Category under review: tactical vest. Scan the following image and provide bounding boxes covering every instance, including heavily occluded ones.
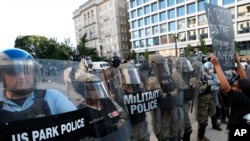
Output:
[78,98,121,138]
[0,89,51,123]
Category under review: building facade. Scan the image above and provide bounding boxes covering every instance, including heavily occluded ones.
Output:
[73,0,132,59]
[128,0,250,58]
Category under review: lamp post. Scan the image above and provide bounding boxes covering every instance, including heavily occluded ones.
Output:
[99,44,103,59]
[171,34,178,57]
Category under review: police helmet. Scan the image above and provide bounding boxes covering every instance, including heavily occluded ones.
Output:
[0,48,41,92]
[175,57,193,73]
[203,61,214,74]
[119,63,141,84]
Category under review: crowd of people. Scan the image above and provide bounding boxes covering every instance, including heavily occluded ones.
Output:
[0,48,250,141]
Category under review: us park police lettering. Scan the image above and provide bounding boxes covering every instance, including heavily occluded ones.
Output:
[123,89,160,114]
[11,118,85,141]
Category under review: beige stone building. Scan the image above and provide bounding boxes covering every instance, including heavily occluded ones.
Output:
[73,0,131,59]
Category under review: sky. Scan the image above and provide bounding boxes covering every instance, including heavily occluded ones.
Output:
[0,0,88,51]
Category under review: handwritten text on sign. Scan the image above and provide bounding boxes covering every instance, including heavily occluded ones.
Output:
[204,3,235,70]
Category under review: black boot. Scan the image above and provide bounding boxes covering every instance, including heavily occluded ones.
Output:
[198,121,208,140]
[211,115,222,131]
[183,127,192,141]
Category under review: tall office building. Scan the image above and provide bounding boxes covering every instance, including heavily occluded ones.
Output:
[73,0,131,59]
[128,0,250,57]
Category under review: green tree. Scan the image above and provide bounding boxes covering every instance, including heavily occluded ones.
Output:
[234,41,240,54]
[131,50,137,62]
[198,37,208,55]
[144,48,149,61]
[77,33,102,61]
[184,44,193,57]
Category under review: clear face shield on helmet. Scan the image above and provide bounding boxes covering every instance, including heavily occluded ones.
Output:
[0,60,41,93]
[120,68,141,85]
[203,62,214,75]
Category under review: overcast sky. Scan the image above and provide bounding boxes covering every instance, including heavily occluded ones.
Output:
[0,0,88,51]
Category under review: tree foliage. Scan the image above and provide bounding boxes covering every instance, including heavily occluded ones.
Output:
[144,48,149,61]
[198,37,208,55]
[77,33,102,61]
[184,44,193,57]
[131,50,137,62]
[14,35,72,60]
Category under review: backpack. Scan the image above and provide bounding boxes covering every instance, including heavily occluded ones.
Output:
[111,56,121,68]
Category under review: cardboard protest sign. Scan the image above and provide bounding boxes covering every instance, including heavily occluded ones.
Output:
[204,3,235,71]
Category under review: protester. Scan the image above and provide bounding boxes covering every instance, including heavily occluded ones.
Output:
[210,53,250,141]
[0,48,77,122]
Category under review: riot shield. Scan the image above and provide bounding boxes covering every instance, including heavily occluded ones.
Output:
[119,63,160,141]
[147,54,184,140]
[0,59,131,141]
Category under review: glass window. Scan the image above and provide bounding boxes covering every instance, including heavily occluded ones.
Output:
[153,25,159,35]
[160,23,167,33]
[229,7,235,19]
[238,5,250,18]
[139,29,145,37]
[199,28,208,38]
[177,6,185,17]
[177,19,185,30]
[188,30,196,41]
[187,3,196,14]
[131,10,137,18]
[144,0,149,3]
[160,12,167,21]
[133,40,139,48]
[151,2,158,12]
[152,14,158,23]
[168,22,176,32]
[178,32,186,42]
[167,0,175,7]
[223,0,234,5]
[168,9,175,19]
[210,0,217,5]
[138,8,144,17]
[132,31,139,39]
[188,17,196,27]
[146,38,153,47]
[237,21,250,34]
[139,40,145,47]
[138,18,144,27]
[137,0,143,5]
[177,0,184,4]
[153,37,160,45]
[145,16,151,25]
[198,15,207,26]
[144,5,150,14]
[159,0,166,9]
[198,0,205,12]
[161,35,168,44]
[132,20,138,28]
[130,0,136,8]
[145,27,152,36]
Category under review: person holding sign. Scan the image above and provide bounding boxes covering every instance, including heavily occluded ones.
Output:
[211,53,250,141]
[0,48,77,123]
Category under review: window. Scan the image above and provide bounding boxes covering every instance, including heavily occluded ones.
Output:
[137,0,143,5]
[144,5,150,14]
[153,25,159,35]
[139,40,145,47]
[145,16,151,25]
[146,27,152,36]
[130,0,136,8]
[198,15,207,26]
[199,28,208,38]
[132,20,138,28]
[131,10,137,18]
[153,37,160,45]
[159,0,166,9]
[139,29,145,37]
[188,30,196,40]
[168,9,175,19]
[138,8,144,17]
[229,7,235,19]
[138,18,144,27]
[210,0,217,5]
[167,0,175,7]
[198,0,205,12]
[152,14,158,23]
[223,0,234,5]
[177,0,184,4]
[177,19,185,30]
[133,40,139,48]
[187,3,196,14]
[188,17,196,27]
[168,22,176,32]
[151,2,158,12]
[160,23,167,33]
[160,12,167,21]
[177,6,185,17]
[146,38,153,47]
[161,35,168,44]
[178,32,186,42]
[132,31,139,39]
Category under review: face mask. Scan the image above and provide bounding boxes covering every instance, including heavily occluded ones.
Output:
[208,69,214,74]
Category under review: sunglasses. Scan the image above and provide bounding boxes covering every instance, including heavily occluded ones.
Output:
[4,66,34,76]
